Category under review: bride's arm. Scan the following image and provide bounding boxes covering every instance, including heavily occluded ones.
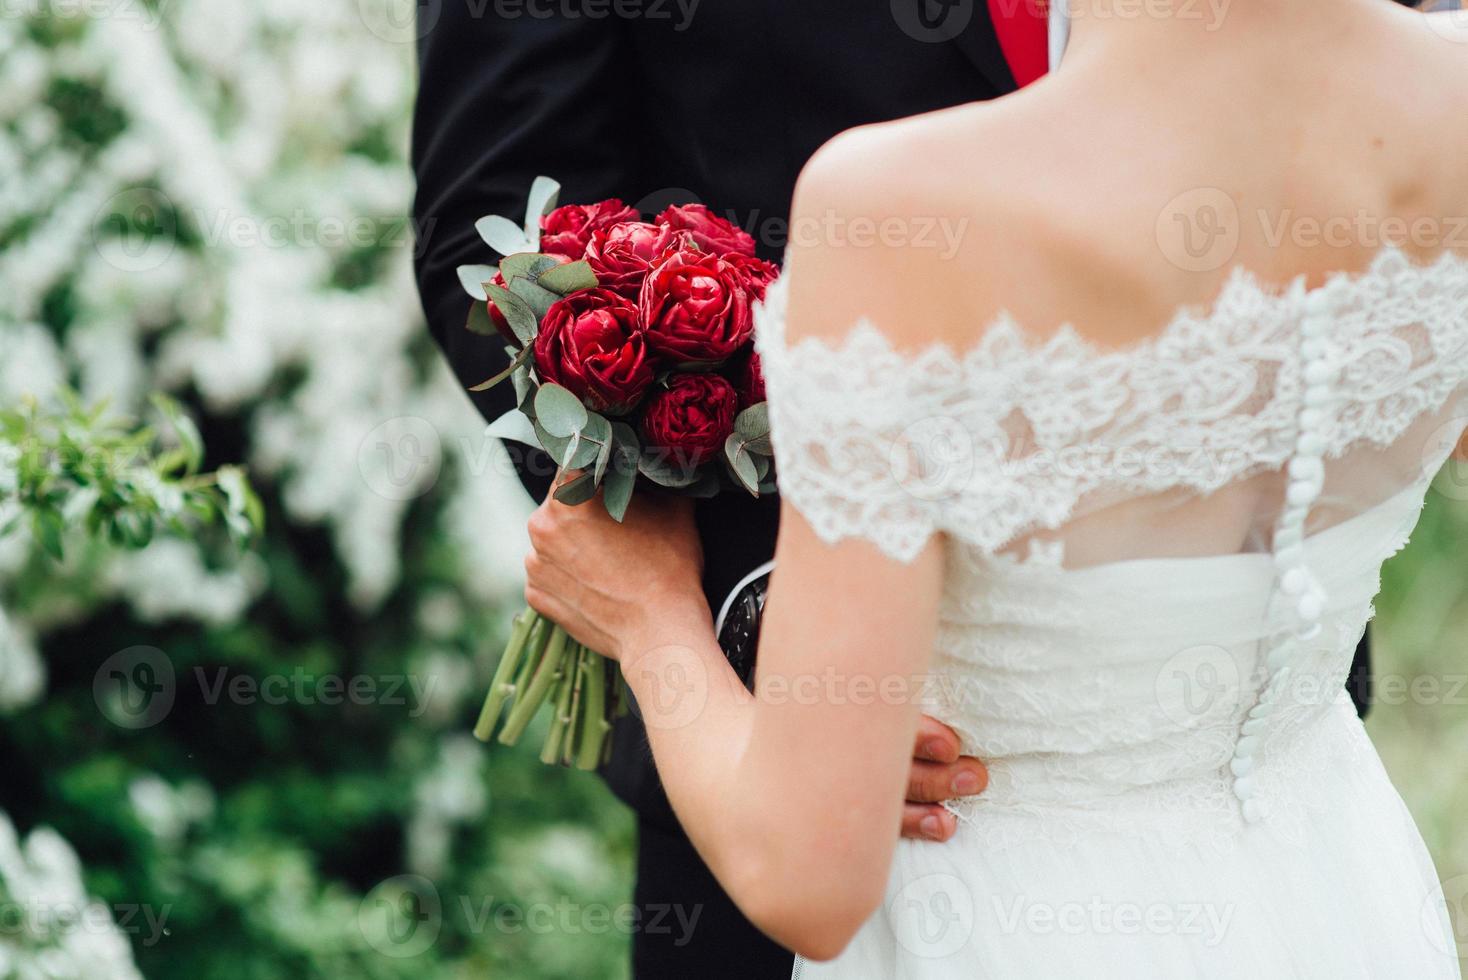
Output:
[525,133,963,958]
[524,494,944,961]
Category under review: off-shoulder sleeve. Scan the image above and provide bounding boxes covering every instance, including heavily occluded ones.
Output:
[753,275,1027,563]
[754,248,1468,565]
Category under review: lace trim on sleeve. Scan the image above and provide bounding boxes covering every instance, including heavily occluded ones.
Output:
[754,247,1468,564]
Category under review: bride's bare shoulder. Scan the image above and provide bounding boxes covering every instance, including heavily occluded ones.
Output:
[785,99,1146,352]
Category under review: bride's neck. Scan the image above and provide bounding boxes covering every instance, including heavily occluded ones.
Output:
[1059,0,1385,67]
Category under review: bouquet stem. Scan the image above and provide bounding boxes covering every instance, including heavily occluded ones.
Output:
[475,609,627,771]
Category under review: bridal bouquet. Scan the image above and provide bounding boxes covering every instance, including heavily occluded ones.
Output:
[457,177,778,768]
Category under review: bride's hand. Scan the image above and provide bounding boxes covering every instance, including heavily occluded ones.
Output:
[523,487,712,667]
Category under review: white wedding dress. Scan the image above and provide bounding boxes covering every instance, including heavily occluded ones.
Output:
[755,246,1468,978]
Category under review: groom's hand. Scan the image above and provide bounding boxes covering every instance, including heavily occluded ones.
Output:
[902,716,988,842]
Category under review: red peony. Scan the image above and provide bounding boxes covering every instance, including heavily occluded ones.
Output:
[723,253,780,300]
[639,250,754,366]
[585,221,683,299]
[656,203,757,257]
[484,270,515,344]
[730,351,766,406]
[539,199,640,259]
[641,373,739,467]
[533,289,654,414]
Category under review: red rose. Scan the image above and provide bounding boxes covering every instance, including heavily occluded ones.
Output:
[533,289,654,414]
[723,253,780,300]
[730,351,766,406]
[540,199,640,259]
[641,373,739,466]
[585,221,682,299]
[639,250,754,366]
[484,270,515,343]
[656,203,756,257]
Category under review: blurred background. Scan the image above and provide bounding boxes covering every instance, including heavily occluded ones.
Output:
[0,2,1464,978]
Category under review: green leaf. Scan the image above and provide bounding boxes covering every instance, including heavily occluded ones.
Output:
[734,402,772,456]
[150,393,203,475]
[508,276,561,321]
[561,414,611,470]
[725,434,760,496]
[533,419,571,462]
[465,301,497,337]
[456,263,498,301]
[484,410,541,448]
[476,215,534,256]
[524,176,562,241]
[593,435,613,484]
[512,367,535,411]
[468,345,532,392]
[553,469,599,506]
[32,508,64,560]
[537,260,599,296]
[535,383,589,438]
[218,465,265,541]
[499,252,563,283]
[637,450,702,488]
[484,283,539,346]
[603,455,636,522]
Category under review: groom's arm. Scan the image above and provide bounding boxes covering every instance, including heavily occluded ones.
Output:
[412,4,643,499]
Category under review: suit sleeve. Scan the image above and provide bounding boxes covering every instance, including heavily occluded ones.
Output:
[411,7,642,500]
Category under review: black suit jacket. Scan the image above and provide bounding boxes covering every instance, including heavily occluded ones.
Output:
[412,0,1373,831]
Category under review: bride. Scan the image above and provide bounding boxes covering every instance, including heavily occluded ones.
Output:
[519,0,1468,975]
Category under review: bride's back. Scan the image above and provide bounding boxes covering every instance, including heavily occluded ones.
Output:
[760,7,1468,971]
[779,0,1468,569]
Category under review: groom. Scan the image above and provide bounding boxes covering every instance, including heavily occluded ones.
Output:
[411,2,1372,976]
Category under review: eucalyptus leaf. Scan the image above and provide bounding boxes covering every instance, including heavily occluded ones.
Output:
[734,402,772,455]
[484,410,541,448]
[725,434,760,496]
[537,260,599,296]
[484,283,539,346]
[525,176,562,234]
[562,414,611,471]
[468,345,531,392]
[456,264,498,300]
[508,276,561,321]
[499,252,562,283]
[637,449,701,488]
[476,214,534,256]
[593,436,613,485]
[465,301,497,337]
[533,419,571,462]
[535,383,589,438]
[603,456,636,522]
[511,358,535,407]
[553,469,599,506]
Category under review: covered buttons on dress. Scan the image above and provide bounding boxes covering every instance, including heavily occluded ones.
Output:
[1231,284,1338,825]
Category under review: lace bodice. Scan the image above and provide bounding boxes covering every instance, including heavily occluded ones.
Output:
[757,247,1468,565]
[756,246,1468,838]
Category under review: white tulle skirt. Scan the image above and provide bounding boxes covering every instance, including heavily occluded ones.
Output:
[795,708,1461,979]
